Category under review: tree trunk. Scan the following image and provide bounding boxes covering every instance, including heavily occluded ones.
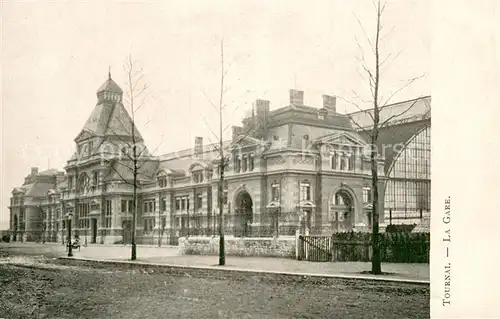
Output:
[131,145,137,260]
[218,162,225,265]
[370,136,381,274]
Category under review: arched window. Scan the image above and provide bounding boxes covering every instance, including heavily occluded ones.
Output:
[77,173,90,194]
[384,126,431,222]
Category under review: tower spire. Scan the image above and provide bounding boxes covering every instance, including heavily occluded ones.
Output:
[108,66,111,79]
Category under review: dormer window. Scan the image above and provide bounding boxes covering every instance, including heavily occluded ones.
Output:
[192,171,204,183]
[158,177,167,188]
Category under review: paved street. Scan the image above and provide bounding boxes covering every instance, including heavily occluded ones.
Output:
[0,257,429,319]
[0,242,429,281]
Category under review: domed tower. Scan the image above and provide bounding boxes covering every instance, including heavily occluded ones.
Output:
[96,70,123,104]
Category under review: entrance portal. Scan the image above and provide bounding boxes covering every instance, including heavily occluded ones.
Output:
[332,190,354,232]
[234,191,253,237]
[122,220,132,244]
[91,219,97,244]
[13,215,18,241]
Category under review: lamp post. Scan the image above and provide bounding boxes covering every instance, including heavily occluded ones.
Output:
[67,212,73,257]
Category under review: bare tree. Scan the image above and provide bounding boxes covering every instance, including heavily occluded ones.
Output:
[344,0,428,274]
[98,55,162,260]
[200,39,256,266]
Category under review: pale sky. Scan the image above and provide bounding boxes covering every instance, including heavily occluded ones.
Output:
[0,0,430,229]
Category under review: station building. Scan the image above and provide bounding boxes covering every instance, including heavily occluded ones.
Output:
[8,75,430,244]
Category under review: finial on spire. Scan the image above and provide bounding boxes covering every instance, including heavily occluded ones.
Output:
[108,66,111,79]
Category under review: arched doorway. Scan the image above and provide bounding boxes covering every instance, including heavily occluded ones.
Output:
[332,189,355,232]
[234,191,253,237]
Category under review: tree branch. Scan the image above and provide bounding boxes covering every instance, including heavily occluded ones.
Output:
[380,74,426,109]
[379,97,422,129]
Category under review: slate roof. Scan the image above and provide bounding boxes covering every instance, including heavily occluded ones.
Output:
[348,96,431,129]
[97,77,123,94]
[79,102,143,141]
[103,159,159,182]
[25,182,56,198]
[37,169,60,176]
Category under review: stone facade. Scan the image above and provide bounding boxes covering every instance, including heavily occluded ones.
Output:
[7,76,413,244]
[179,236,296,258]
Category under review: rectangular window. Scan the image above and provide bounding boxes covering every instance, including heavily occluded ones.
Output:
[331,153,338,170]
[271,183,280,201]
[143,200,155,213]
[234,155,241,173]
[143,218,155,232]
[347,153,354,171]
[105,200,112,228]
[128,200,133,213]
[300,182,311,201]
[242,156,247,172]
[160,197,167,211]
[93,171,99,186]
[340,155,346,170]
[121,200,127,212]
[363,187,371,203]
[175,198,181,210]
[161,217,166,230]
[196,194,203,210]
[249,155,254,171]
[181,198,186,210]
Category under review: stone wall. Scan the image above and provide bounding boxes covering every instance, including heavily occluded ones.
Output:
[179,236,296,258]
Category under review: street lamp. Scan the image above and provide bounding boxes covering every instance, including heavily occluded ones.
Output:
[67,212,73,257]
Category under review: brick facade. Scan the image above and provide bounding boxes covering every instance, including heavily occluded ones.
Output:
[8,77,426,244]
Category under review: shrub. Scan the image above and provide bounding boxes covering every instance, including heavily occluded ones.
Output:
[331,231,430,263]
[385,224,417,233]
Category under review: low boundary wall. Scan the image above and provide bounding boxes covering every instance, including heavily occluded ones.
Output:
[179,236,296,258]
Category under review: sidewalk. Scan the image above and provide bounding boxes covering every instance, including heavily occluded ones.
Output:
[73,245,429,282]
[2,242,429,283]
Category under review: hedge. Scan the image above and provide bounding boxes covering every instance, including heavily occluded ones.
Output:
[331,231,430,263]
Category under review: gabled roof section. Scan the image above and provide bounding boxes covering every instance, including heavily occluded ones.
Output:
[348,96,431,129]
[314,131,368,147]
[231,135,264,148]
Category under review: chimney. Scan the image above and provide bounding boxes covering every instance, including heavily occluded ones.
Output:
[194,136,203,158]
[255,99,270,139]
[289,89,304,106]
[322,94,336,113]
[232,126,243,142]
[31,167,39,175]
[255,99,270,113]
